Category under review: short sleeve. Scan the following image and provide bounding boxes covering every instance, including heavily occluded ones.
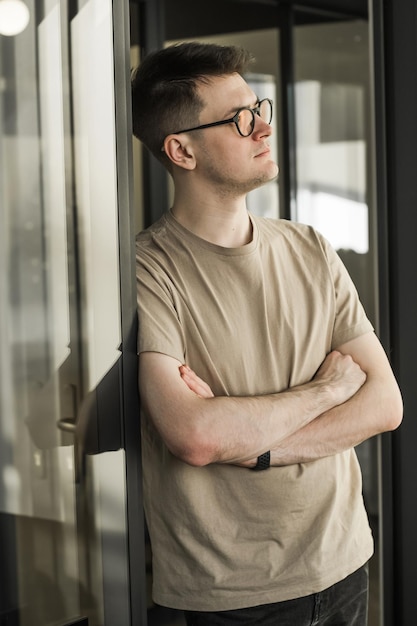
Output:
[319,233,374,348]
[136,245,185,363]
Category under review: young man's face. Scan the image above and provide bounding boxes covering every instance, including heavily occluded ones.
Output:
[190,72,279,195]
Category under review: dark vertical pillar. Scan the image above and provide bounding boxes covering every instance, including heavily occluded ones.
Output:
[375,0,417,623]
[278,2,297,220]
[0,514,19,622]
[114,1,148,624]
[369,0,395,623]
[138,0,169,226]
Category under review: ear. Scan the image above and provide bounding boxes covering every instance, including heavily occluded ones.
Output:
[162,135,196,170]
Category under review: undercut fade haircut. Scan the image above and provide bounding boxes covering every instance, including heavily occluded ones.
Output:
[131,41,254,168]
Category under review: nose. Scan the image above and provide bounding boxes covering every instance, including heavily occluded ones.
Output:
[252,114,272,139]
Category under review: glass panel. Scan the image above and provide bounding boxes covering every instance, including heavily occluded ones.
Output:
[71,0,122,393]
[293,19,376,323]
[70,1,131,624]
[0,1,80,624]
[1,1,132,625]
[292,18,380,626]
[38,4,71,373]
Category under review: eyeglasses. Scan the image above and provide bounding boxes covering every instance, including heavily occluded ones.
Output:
[172,98,273,138]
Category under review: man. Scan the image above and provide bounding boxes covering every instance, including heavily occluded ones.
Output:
[131,42,402,625]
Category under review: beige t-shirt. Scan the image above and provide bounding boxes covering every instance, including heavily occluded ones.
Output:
[136,211,374,611]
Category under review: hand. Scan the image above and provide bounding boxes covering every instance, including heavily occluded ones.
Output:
[179,365,214,398]
[179,365,257,467]
[313,350,367,406]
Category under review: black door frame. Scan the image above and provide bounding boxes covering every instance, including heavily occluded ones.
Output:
[371,0,417,624]
[114,1,149,624]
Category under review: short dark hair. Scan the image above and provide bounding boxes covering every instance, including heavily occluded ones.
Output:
[131,41,254,166]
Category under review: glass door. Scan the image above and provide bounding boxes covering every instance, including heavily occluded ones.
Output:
[1,1,80,622]
[0,1,142,624]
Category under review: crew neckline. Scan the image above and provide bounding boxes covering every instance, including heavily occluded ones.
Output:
[165,209,259,257]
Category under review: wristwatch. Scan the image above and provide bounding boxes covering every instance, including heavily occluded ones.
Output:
[251,451,271,471]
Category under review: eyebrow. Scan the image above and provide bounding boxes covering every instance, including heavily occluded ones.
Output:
[225,96,259,117]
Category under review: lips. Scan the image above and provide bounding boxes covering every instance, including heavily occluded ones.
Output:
[254,145,271,158]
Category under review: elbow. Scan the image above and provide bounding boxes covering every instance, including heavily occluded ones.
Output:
[179,449,213,467]
[148,402,218,467]
[390,405,403,432]
[167,428,217,467]
[384,388,404,432]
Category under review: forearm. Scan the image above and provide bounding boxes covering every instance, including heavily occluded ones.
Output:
[173,352,365,466]
[224,334,403,469]
[140,343,376,468]
[182,378,349,465]
[234,397,372,468]
[272,373,401,464]
[144,379,348,467]
[239,361,403,468]
[269,393,383,466]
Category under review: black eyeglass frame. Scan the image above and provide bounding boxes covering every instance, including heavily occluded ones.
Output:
[170,98,273,138]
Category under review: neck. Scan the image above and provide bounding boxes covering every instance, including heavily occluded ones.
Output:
[171,189,252,248]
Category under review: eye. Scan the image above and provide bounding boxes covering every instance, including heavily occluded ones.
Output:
[236,108,254,136]
[258,99,273,124]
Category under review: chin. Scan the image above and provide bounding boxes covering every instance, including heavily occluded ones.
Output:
[267,161,279,179]
[252,167,279,189]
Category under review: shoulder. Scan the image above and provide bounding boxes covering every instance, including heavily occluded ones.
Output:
[254,215,319,237]
[135,213,180,274]
[136,213,170,249]
[253,215,329,254]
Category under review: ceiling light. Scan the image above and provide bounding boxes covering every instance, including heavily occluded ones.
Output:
[0,0,30,37]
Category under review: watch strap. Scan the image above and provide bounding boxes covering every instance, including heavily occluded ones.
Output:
[251,451,271,471]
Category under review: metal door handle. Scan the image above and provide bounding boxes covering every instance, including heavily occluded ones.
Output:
[57,417,76,433]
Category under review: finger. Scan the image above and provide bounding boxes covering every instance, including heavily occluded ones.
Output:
[182,371,213,398]
[179,365,214,398]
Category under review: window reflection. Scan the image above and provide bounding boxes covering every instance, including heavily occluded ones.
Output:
[0,2,79,624]
[297,189,368,254]
[293,19,380,626]
[293,63,369,254]
[39,5,71,372]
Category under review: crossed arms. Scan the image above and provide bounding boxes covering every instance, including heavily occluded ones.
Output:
[139,331,403,468]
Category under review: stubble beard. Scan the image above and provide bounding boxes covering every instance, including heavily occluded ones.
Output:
[203,161,278,199]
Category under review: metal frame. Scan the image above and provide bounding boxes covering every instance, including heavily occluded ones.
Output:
[376,0,417,623]
[138,0,169,227]
[278,1,297,219]
[369,0,396,623]
[113,1,148,624]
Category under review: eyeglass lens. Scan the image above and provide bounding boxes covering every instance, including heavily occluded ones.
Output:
[237,99,272,136]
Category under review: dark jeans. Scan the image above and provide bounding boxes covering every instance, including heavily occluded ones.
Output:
[184,564,369,626]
